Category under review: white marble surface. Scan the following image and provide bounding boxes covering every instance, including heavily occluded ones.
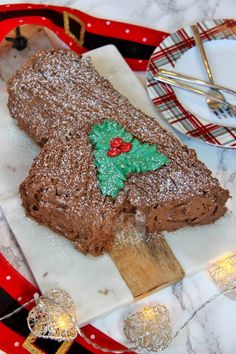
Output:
[0,88,40,200]
[0,207,34,283]
[93,270,236,354]
[0,0,236,353]
[1,0,236,33]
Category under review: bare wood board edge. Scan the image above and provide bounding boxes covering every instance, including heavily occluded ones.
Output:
[109,233,185,299]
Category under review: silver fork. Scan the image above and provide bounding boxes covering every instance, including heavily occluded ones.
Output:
[191,24,233,119]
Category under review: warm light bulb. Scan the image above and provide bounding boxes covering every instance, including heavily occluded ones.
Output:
[56,313,71,330]
[142,306,157,321]
[219,259,236,272]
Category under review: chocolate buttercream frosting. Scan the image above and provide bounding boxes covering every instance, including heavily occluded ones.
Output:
[8,49,229,256]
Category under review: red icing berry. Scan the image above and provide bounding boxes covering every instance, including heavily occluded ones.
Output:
[110,137,123,148]
[121,142,132,153]
[107,147,122,157]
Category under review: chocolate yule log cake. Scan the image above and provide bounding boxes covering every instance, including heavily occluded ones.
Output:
[8,49,229,256]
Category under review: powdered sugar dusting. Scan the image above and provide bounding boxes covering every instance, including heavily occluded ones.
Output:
[8,49,229,255]
[113,213,161,250]
[113,227,162,250]
[8,49,222,206]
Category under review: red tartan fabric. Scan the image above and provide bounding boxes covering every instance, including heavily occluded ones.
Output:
[0,253,133,354]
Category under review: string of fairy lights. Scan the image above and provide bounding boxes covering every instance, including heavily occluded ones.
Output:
[0,253,236,353]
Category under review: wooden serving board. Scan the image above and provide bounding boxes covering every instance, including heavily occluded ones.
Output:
[0,25,184,324]
[111,237,184,299]
[110,214,184,299]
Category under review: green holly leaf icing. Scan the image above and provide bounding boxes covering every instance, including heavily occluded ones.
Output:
[90,120,133,152]
[89,120,169,198]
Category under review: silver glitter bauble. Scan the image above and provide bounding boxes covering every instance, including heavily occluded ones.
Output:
[209,254,236,300]
[27,289,78,342]
[123,305,172,352]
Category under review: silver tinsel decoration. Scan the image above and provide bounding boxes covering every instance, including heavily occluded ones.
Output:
[27,289,78,341]
[209,254,236,300]
[123,305,172,352]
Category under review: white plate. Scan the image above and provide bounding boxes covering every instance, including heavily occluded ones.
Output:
[173,39,236,128]
[146,19,236,148]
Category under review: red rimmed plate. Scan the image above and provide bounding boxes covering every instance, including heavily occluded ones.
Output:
[146,19,236,149]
